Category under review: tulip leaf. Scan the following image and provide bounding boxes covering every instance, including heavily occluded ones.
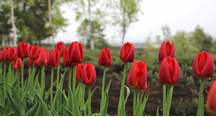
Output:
[156,107,159,116]
[63,106,73,116]
[34,72,40,90]
[0,104,6,116]
[66,85,73,115]
[25,102,39,116]
[99,92,109,116]
[52,89,60,111]
[120,85,130,116]
[58,69,67,90]
[7,92,22,116]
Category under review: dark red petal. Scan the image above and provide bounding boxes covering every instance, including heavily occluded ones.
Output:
[200,53,214,78]
[170,42,175,58]
[81,65,88,85]
[166,41,171,56]
[206,80,216,113]
[89,64,96,85]
[172,58,180,85]
[127,61,138,87]
[158,41,167,62]
[159,57,172,85]
[193,52,201,77]
[125,44,135,63]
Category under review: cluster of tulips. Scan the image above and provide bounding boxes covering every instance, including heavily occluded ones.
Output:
[0,40,215,116]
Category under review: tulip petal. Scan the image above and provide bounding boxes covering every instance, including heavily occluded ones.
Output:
[206,81,216,114]
[200,53,214,78]
[170,42,175,58]
[193,52,201,77]
[172,58,180,85]
[127,61,137,86]
[158,41,167,62]
[159,57,173,85]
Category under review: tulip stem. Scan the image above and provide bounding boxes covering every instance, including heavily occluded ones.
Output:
[73,65,76,115]
[163,85,166,116]
[68,67,72,88]
[41,66,45,96]
[57,64,60,85]
[100,67,106,110]
[165,86,173,116]
[117,63,127,116]
[81,82,85,109]
[0,62,2,83]
[50,67,54,110]
[133,89,137,116]
[197,79,204,116]
[88,87,91,116]
[31,61,35,91]
[137,90,140,109]
[15,71,19,87]
[21,59,24,97]
[3,63,6,98]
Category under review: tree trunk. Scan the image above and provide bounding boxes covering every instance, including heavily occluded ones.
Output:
[88,0,94,50]
[10,0,16,47]
[48,0,54,48]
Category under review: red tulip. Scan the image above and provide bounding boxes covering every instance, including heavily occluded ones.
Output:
[28,58,37,67]
[127,61,147,90]
[81,64,96,86]
[29,45,34,53]
[48,49,60,67]
[120,42,135,63]
[76,64,83,81]
[29,45,40,60]
[158,41,175,62]
[159,57,180,86]
[36,48,49,66]
[193,51,214,79]
[17,42,29,58]
[99,48,112,67]
[5,47,17,61]
[55,41,66,57]
[13,57,23,71]
[206,80,216,114]
[63,47,74,67]
[0,47,8,61]
[68,41,84,64]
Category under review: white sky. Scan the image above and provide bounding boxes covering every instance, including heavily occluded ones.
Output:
[54,0,216,44]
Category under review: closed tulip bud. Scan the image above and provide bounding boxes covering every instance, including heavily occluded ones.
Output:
[206,80,216,114]
[36,48,48,66]
[81,64,96,86]
[13,57,23,71]
[158,41,175,62]
[193,51,214,79]
[76,64,83,81]
[120,42,135,63]
[63,47,74,67]
[17,42,29,58]
[48,49,60,67]
[159,57,180,86]
[5,47,17,61]
[0,47,8,61]
[127,61,147,90]
[68,41,84,64]
[28,58,37,67]
[99,48,112,67]
[55,41,66,57]
[29,45,40,60]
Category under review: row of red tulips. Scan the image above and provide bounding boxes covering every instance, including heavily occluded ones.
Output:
[0,40,215,115]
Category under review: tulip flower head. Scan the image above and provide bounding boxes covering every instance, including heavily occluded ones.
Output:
[99,48,112,67]
[127,60,147,90]
[29,45,40,60]
[120,42,135,63]
[68,41,84,64]
[36,48,49,66]
[81,64,96,86]
[0,47,8,61]
[158,41,175,62]
[159,57,180,86]
[5,47,17,61]
[55,41,66,57]
[48,49,60,67]
[17,42,29,58]
[206,80,216,114]
[63,47,74,67]
[13,57,23,71]
[193,51,214,79]
[28,58,37,67]
[29,45,34,53]
[76,64,84,81]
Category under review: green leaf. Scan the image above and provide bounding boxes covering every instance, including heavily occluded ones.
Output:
[0,104,6,115]
[7,111,16,116]
[34,72,40,90]
[63,106,73,116]
[156,107,159,116]
[99,92,109,116]
[7,92,22,116]
[120,85,130,116]
[25,102,39,116]
[66,85,73,115]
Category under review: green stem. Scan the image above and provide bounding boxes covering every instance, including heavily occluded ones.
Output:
[68,67,72,88]
[82,82,85,109]
[136,90,140,109]
[41,66,45,96]
[117,63,127,116]
[0,62,2,83]
[51,67,54,110]
[15,71,19,88]
[133,89,137,116]
[197,79,204,116]
[21,59,24,96]
[3,63,6,97]
[57,64,60,85]
[100,67,106,110]
[166,86,173,116]
[163,85,166,116]
[88,87,91,116]
[73,66,76,115]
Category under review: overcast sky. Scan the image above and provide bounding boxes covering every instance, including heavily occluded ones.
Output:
[53,0,216,44]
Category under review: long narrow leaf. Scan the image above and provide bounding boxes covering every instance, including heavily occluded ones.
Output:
[63,106,73,116]
[25,102,39,116]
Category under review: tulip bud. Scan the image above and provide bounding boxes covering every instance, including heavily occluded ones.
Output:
[120,42,135,63]
[13,57,23,71]
[36,48,49,66]
[76,64,83,81]
[29,45,34,53]
[159,57,180,86]
[127,61,147,90]
[55,41,66,57]
[193,51,214,79]
[81,64,96,86]
[0,47,8,61]
[158,41,175,62]
[99,48,112,67]
[68,41,84,64]
[29,45,40,60]
[5,47,17,61]
[28,58,37,67]
[48,49,60,67]
[17,42,29,58]
[206,80,216,114]
[63,47,74,67]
